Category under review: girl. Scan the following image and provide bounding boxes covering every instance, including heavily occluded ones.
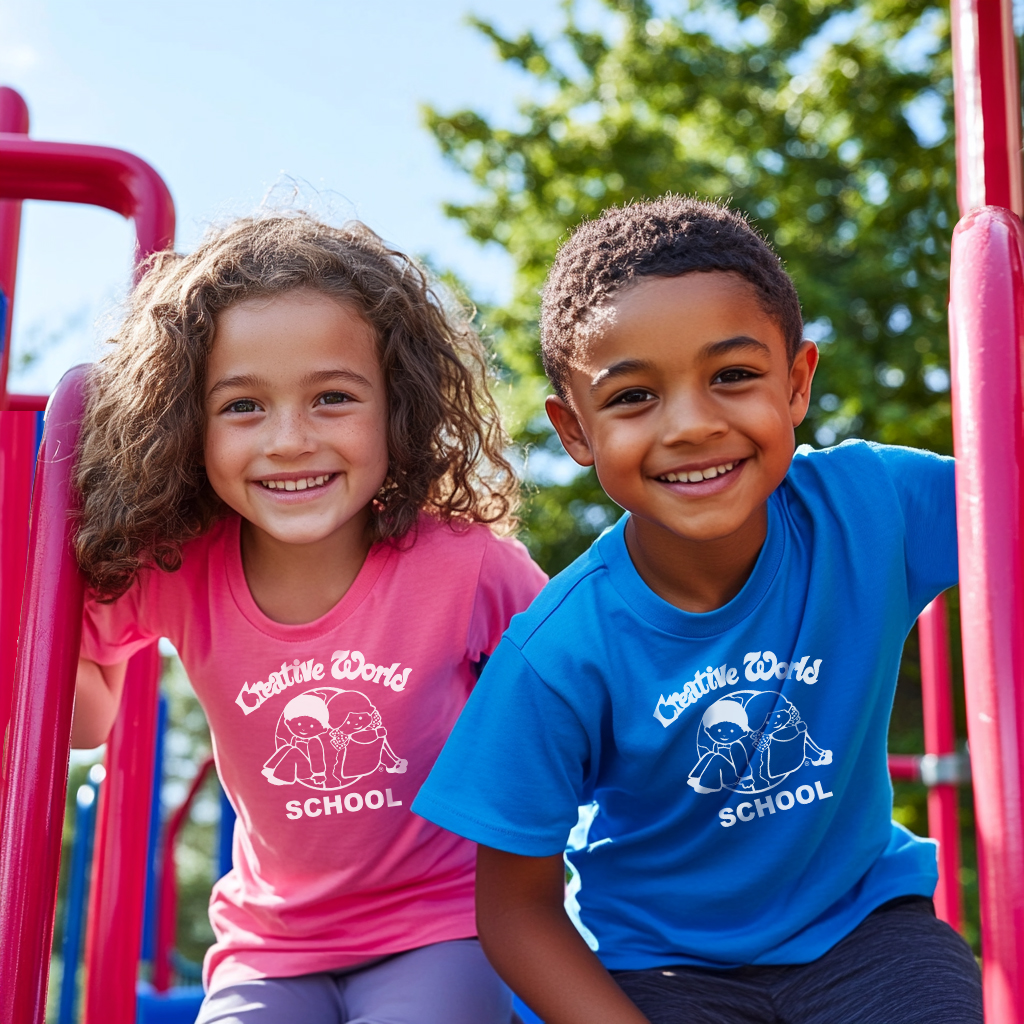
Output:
[71,214,547,1024]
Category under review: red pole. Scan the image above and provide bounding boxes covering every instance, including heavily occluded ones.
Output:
[950,0,1024,216]
[0,86,28,406]
[82,643,161,1024]
[0,367,87,1024]
[949,1,1024,1020]
[0,128,174,1022]
[918,596,964,933]
[949,206,1024,1024]
[0,412,36,765]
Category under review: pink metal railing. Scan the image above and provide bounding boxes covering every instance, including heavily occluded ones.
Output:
[0,88,175,1024]
[948,2,1024,1021]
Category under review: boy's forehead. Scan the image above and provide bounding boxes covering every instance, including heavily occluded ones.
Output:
[569,271,786,374]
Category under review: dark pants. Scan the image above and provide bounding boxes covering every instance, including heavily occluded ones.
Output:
[612,898,982,1024]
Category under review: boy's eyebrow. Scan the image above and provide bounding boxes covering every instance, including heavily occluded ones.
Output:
[590,359,654,393]
[699,336,772,359]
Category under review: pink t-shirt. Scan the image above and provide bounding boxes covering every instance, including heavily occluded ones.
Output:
[80,513,546,992]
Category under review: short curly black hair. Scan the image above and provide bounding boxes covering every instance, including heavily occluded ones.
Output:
[540,195,803,399]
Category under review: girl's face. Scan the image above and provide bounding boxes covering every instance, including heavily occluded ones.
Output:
[204,289,389,551]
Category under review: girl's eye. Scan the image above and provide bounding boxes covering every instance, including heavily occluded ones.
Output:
[318,391,352,406]
[609,388,655,406]
[225,398,259,414]
[713,368,758,385]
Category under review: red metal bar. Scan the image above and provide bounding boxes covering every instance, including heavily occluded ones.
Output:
[0,86,28,406]
[82,642,162,1024]
[0,412,36,764]
[949,205,1024,1024]
[918,596,964,933]
[0,135,174,284]
[950,0,1024,216]
[888,754,921,781]
[0,366,87,1024]
[151,755,216,993]
[7,393,48,412]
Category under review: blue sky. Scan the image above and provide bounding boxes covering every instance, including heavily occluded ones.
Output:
[0,0,563,393]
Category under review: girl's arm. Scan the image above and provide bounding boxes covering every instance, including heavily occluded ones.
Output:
[476,846,650,1024]
[72,658,128,748]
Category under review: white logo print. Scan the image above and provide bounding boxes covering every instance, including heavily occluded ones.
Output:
[262,687,408,791]
[687,690,832,795]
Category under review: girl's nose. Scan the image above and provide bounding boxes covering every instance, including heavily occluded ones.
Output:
[264,407,316,458]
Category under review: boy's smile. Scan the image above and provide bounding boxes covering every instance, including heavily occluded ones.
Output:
[547,271,816,612]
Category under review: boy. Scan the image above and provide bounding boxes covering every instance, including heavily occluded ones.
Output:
[412,197,981,1023]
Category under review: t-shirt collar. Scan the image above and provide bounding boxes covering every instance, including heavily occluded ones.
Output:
[597,495,785,638]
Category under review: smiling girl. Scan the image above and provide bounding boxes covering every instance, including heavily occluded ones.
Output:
[71,214,546,1024]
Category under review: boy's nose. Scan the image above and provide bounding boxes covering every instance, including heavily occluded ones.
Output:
[659,391,729,446]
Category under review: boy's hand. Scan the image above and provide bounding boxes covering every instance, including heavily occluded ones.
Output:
[72,657,128,748]
[476,846,650,1024]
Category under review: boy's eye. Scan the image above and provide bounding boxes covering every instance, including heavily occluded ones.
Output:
[609,388,655,406]
[318,391,352,406]
[225,398,259,414]
[713,367,758,385]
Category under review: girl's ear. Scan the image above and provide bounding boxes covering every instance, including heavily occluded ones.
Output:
[546,394,595,467]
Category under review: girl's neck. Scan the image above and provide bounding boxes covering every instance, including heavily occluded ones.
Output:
[239,508,375,624]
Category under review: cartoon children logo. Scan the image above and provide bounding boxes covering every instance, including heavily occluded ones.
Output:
[262,687,408,791]
[687,690,832,795]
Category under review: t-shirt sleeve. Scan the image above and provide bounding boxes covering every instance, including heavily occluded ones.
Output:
[413,638,588,855]
[80,576,161,666]
[873,444,958,613]
[465,533,548,664]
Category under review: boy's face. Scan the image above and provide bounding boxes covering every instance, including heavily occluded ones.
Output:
[546,271,817,547]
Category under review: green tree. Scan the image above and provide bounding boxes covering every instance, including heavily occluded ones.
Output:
[428,0,955,572]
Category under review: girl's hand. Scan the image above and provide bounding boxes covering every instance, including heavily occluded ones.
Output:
[476,846,651,1024]
[72,658,128,748]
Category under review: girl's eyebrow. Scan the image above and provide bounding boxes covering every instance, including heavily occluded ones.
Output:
[300,368,374,390]
[207,368,373,399]
[207,372,267,399]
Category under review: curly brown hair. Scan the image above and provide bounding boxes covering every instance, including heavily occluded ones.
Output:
[75,213,519,600]
[540,196,804,399]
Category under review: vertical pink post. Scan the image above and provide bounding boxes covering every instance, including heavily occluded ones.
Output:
[0,85,28,406]
[949,1,1024,1020]
[83,643,161,1024]
[0,87,32,784]
[0,368,87,1024]
[917,596,963,933]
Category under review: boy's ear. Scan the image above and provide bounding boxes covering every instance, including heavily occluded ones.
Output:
[545,395,595,467]
[788,341,819,427]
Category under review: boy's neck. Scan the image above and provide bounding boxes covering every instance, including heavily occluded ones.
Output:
[624,504,768,614]
[239,511,374,624]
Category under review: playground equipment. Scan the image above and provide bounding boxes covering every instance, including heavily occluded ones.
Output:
[0,0,1022,1017]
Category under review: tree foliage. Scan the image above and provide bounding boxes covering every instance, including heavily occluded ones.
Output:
[427,0,955,573]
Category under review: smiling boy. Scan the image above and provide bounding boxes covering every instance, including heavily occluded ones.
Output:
[412,197,981,1023]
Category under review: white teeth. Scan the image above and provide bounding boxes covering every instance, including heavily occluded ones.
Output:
[660,460,739,483]
[260,473,334,491]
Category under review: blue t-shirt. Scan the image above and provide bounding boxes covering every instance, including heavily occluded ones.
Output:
[413,441,957,970]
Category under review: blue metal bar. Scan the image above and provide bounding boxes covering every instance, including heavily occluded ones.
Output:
[140,692,167,963]
[57,779,98,1024]
[217,784,235,879]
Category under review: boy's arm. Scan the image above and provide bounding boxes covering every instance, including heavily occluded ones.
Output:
[72,657,128,748]
[476,846,650,1024]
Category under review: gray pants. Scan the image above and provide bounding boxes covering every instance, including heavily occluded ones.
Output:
[196,939,514,1024]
